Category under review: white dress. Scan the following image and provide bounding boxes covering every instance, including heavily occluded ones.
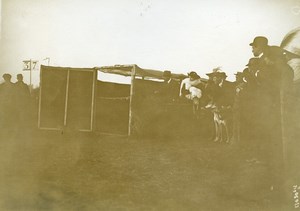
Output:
[180,78,202,99]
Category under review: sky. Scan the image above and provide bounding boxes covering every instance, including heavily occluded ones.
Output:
[0,0,300,85]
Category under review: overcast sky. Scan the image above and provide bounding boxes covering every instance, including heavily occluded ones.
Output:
[0,0,300,85]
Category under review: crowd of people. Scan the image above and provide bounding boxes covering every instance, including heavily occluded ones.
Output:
[0,73,32,134]
[154,35,297,200]
[0,35,296,204]
[1,36,296,145]
[159,36,294,155]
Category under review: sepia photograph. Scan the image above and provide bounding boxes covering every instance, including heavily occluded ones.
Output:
[0,0,300,210]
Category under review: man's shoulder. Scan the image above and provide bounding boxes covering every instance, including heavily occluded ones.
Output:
[15,81,29,88]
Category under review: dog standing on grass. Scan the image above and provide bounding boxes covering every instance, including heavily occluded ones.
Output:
[205,71,235,143]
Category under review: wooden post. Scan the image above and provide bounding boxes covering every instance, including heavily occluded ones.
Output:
[280,90,286,165]
[63,69,70,126]
[90,69,97,131]
[128,65,136,136]
[29,59,32,92]
[37,67,43,128]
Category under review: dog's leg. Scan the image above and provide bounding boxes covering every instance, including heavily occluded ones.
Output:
[213,112,219,142]
[195,105,199,119]
[216,114,223,142]
[192,102,198,118]
[213,121,219,142]
[219,120,223,142]
[224,121,230,143]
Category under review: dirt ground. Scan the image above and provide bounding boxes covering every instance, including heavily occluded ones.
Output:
[0,128,298,211]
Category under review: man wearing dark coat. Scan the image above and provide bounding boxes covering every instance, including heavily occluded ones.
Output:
[161,70,180,103]
[232,71,246,144]
[0,73,15,131]
[14,74,31,128]
[249,36,293,204]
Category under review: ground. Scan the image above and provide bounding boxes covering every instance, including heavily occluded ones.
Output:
[0,129,298,211]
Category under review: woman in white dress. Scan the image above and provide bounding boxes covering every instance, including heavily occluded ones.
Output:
[180,71,203,116]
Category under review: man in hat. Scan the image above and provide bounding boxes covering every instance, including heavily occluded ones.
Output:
[232,71,246,143]
[217,72,235,142]
[250,36,269,57]
[15,74,30,96]
[0,73,15,130]
[249,36,289,201]
[244,58,260,85]
[162,70,172,83]
[250,36,293,88]
[155,70,179,103]
[234,72,246,98]
[204,71,223,106]
[153,70,180,137]
[215,72,235,107]
[14,74,31,128]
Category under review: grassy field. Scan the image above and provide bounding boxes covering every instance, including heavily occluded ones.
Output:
[0,128,298,211]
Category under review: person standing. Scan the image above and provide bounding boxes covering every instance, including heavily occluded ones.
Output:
[0,73,15,131]
[232,71,246,144]
[161,70,180,103]
[14,74,31,128]
[249,36,290,205]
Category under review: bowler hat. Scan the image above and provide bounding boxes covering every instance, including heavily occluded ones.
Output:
[163,70,171,78]
[249,36,268,47]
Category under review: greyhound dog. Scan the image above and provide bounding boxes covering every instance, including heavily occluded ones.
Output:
[206,103,231,143]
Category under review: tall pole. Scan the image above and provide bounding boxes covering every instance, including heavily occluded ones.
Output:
[30,59,32,91]
[128,65,136,137]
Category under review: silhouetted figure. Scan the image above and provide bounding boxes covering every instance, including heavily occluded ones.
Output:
[216,72,235,143]
[154,70,181,138]
[232,71,246,144]
[241,58,261,145]
[250,36,293,93]
[160,70,180,103]
[249,36,289,205]
[0,73,15,132]
[14,74,31,128]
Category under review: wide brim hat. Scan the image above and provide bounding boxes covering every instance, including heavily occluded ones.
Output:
[219,72,227,78]
[206,71,227,78]
[188,71,200,79]
[206,72,219,77]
